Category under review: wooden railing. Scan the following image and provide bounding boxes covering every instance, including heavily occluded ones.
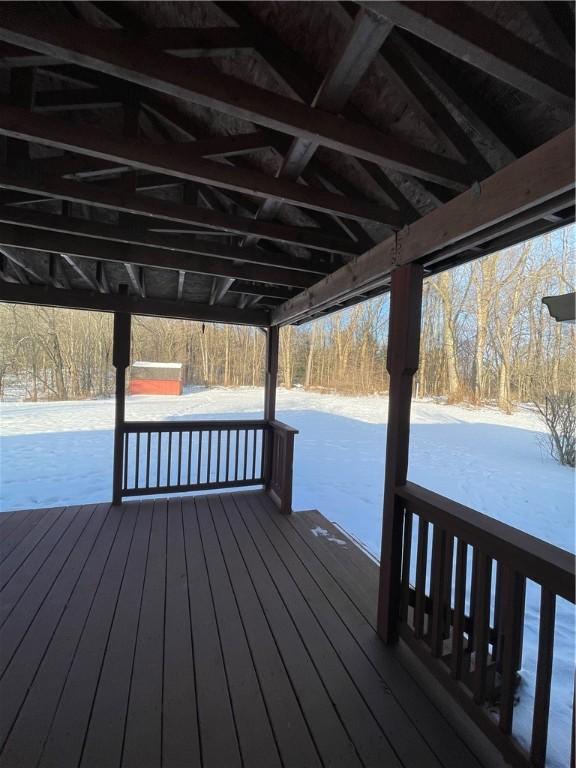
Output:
[118,418,297,513]
[121,419,266,496]
[393,482,575,768]
[265,420,298,515]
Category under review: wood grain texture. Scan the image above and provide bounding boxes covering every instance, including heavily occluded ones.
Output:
[0,493,483,768]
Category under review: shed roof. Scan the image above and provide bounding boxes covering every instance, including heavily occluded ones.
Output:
[0,1,573,325]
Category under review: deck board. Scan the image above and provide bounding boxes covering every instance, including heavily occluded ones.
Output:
[0,492,487,768]
[181,495,242,768]
[216,493,322,768]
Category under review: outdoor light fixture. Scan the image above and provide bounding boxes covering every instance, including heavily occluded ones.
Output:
[542,292,576,323]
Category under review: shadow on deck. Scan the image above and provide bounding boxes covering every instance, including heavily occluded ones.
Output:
[0,491,489,768]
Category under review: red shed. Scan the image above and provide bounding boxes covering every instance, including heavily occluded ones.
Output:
[129,362,183,396]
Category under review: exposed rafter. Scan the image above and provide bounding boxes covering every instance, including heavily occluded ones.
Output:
[0,223,319,289]
[0,165,358,255]
[0,106,403,225]
[244,9,394,242]
[224,7,392,307]
[0,27,257,67]
[60,253,98,290]
[0,0,571,333]
[361,1,574,108]
[0,208,332,276]
[272,128,575,325]
[0,4,470,188]
[390,32,517,170]
[0,280,271,325]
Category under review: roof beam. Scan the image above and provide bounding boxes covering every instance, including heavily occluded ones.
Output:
[0,223,319,290]
[0,105,400,224]
[0,27,256,67]
[0,4,470,188]
[125,263,145,297]
[391,33,517,170]
[34,88,123,112]
[245,8,394,240]
[95,260,109,293]
[60,253,98,289]
[216,1,424,222]
[0,208,331,276]
[361,1,574,108]
[210,277,234,306]
[0,246,46,285]
[37,61,382,244]
[380,37,493,178]
[0,280,271,326]
[0,165,357,255]
[227,282,297,300]
[177,270,185,300]
[272,127,575,325]
[232,7,391,306]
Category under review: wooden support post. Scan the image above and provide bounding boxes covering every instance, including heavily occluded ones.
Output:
[263,326,279,487]
[112,311,131,505]
[264,326,279,422]
[377,263,423,643]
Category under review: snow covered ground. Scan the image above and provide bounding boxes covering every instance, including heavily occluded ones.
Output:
[1,387,574,765]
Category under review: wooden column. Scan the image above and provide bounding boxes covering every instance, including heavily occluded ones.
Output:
[377,263,423,643]
[264,326,279,421]
[112,311,131,505]
[263,326,279,486]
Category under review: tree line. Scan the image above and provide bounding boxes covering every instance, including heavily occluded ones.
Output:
[0,227,573,413]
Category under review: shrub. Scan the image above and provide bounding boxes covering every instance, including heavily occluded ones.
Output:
[535,392,576,467]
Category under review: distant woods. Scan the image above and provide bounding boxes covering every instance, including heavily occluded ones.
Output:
[0,228,574,414]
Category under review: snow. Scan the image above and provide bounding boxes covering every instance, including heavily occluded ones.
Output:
[131,361,182,368]
[1,386,574,765]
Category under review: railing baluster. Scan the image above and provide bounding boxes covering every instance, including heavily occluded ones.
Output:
[451,539,467,679]
[226,430,230,482]
[188,430,194,485]
[252,429,257,480]
[145,431,151,489]
[123,431,128,491]
[400,509,412,622]
[469,549,479,651]
[414,517,429,639]
[156,431,162,488]
[499,568,526,735]
[207,431,212,484]
[167,431,172,487]
[430,525,448,656]
[243,429,248,481]
[493,562,504,664]
[473,552,492,705]
[197,430,203,484]
[234,429,239,481]
[530,587,556,767]
[217,430,221,483]
[442,534,454,640]
[177,431,182,486]
[135,432,140,489]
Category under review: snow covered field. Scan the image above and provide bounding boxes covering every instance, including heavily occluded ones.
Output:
[1,387,574,765]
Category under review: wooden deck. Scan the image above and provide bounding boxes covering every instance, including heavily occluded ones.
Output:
[0,491,485,768]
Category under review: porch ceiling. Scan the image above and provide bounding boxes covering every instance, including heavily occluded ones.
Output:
[0,1,573,325]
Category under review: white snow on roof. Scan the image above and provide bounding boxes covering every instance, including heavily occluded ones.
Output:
[132,361,182,369]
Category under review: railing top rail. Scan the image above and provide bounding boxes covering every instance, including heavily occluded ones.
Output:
[123,418,268,433]
[268,419,299,434]
[397,481,575,602]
